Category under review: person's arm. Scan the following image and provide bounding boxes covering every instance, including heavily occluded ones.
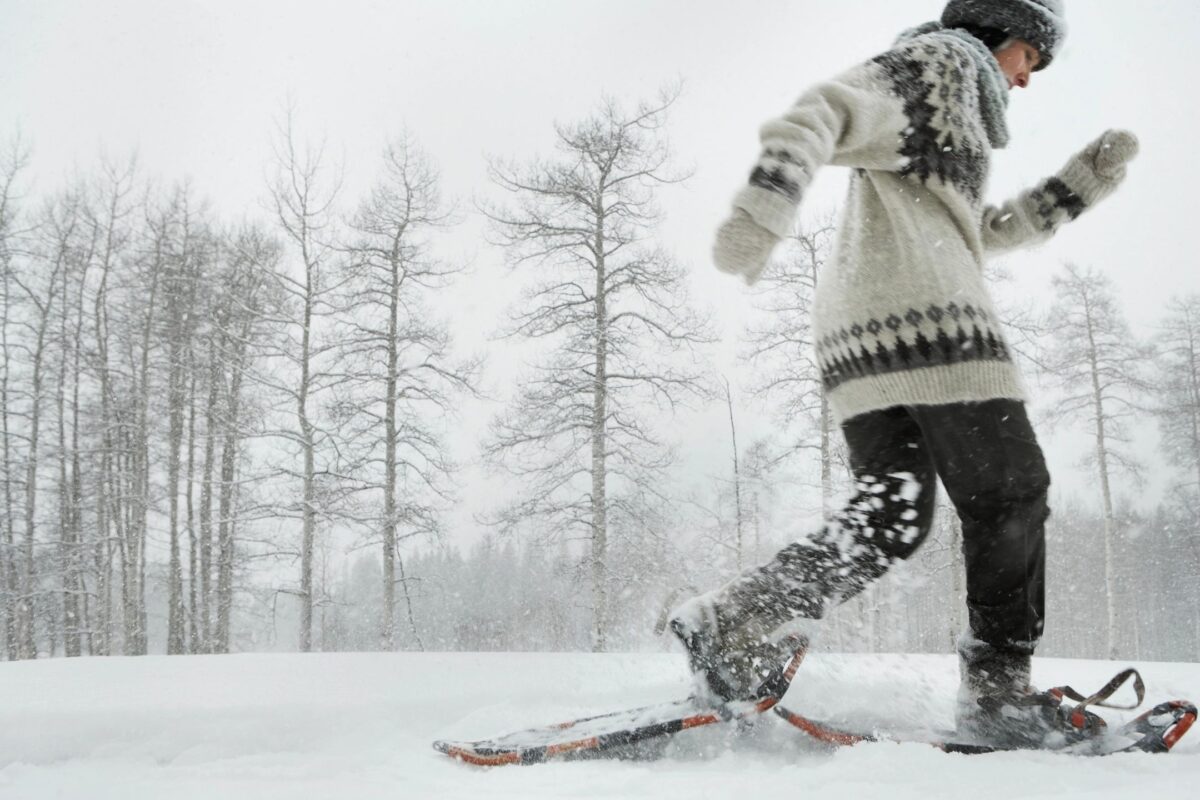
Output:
[730,74,912,241]
[714,37,958,284]
[980,130,1139,255]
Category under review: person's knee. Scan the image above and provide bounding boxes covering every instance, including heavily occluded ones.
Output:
[1013,452,1051,502]
[848,469,936,558]
[960,455,1051,519]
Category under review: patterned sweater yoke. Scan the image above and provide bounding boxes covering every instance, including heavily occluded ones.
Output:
[733,31,1125,424]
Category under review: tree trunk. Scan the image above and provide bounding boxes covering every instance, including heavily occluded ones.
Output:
[166,320,187,654]
[725,380,744,572]
[69,267,88,654]
[215,419,237,653]
[215,335,246,654]
[381,241,400,651]
[1184,310,1200,495]
[396,551,423,651]
[116,429,132,654]
[199,345,219,652]
[185,365,198,653]
[56,266,83,657]
[125,245,162,655]
[1085,308,1119,660]
[298,264,316,653]
[590,218,608,653]
[21,270,61,659]
[91,217,116,658]
[1,267,15,659]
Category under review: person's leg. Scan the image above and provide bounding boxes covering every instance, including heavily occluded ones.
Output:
[671,405,938,700]
[724,404,939,627]
[908,399,1051,731]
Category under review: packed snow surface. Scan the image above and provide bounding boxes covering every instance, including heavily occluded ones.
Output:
[0,651,1196,798]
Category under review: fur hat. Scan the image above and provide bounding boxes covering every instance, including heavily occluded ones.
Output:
[941,0,1066,70]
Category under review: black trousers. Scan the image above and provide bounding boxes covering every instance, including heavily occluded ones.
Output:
[727,399,1050,656]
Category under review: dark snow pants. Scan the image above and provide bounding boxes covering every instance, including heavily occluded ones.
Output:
[729,399,1050,656]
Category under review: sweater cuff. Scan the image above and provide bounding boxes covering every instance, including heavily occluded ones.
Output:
[732,185,798,239]
[1056,155,1121,208]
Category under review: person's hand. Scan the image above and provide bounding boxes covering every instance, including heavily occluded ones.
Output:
[1085,129,1139,182]
[713,208,781,286]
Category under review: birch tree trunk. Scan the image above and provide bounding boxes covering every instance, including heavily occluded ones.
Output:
[214,356,241,653]
[185,363,198,653]
[0,262,15,659]
[165,193,198,655]
[724,379,744,572]
[57,230,91,657]
[590,219,609,652]
[198,344,219,651]
[1085,311,1119,659]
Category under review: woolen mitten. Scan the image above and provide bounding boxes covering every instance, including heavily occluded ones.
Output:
[713,208,781,286]
[1087,129,1139,181]
[1057,129,1139,204]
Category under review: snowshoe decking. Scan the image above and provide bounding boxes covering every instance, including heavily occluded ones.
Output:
[433,643,807,765]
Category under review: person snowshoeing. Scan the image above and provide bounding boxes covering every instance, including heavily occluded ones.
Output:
[671,0,1139,748]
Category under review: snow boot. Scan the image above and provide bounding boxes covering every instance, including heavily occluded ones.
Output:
[955,639,1105,749]
[668,590,810,706]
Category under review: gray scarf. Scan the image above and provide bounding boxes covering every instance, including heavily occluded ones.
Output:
[895,22,1011,149]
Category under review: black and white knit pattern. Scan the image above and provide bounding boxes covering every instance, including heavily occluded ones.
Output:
[871,37,991,202]
[817,303,1011,392]
[1030,177,1085,231]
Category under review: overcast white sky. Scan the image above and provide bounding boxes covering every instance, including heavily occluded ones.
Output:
[3,0,1199,541]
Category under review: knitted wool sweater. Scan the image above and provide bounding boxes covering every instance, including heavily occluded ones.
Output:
[734,30,1126,424]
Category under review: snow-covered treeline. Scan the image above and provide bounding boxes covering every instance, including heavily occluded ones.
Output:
[0,89,1197,664]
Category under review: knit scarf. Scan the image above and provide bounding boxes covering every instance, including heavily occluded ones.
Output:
[895,22,1011,149]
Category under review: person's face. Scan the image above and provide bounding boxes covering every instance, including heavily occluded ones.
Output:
[993,39,1042,90]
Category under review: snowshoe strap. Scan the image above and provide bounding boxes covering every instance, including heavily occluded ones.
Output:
[1050,667,1145,712]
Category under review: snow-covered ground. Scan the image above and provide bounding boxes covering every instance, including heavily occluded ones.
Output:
[0,650,1195,799]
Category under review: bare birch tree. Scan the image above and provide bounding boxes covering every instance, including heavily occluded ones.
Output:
[1156,295,1200,499]
[0,134,31,658]
[81,154,138,656]
[53,185,96,658]
[212,224,280,652]
[10,190,78,657]
[1154,295,1200,627]
[114,189,174,656]
[267,108,343,652]
[332,133,477,650]
[1043,263,1154,659]
[481,90,713,651]
[155,185,210,654]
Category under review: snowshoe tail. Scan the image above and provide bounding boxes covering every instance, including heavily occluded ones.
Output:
[434,642,808,766]
[775,668,1196,757]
